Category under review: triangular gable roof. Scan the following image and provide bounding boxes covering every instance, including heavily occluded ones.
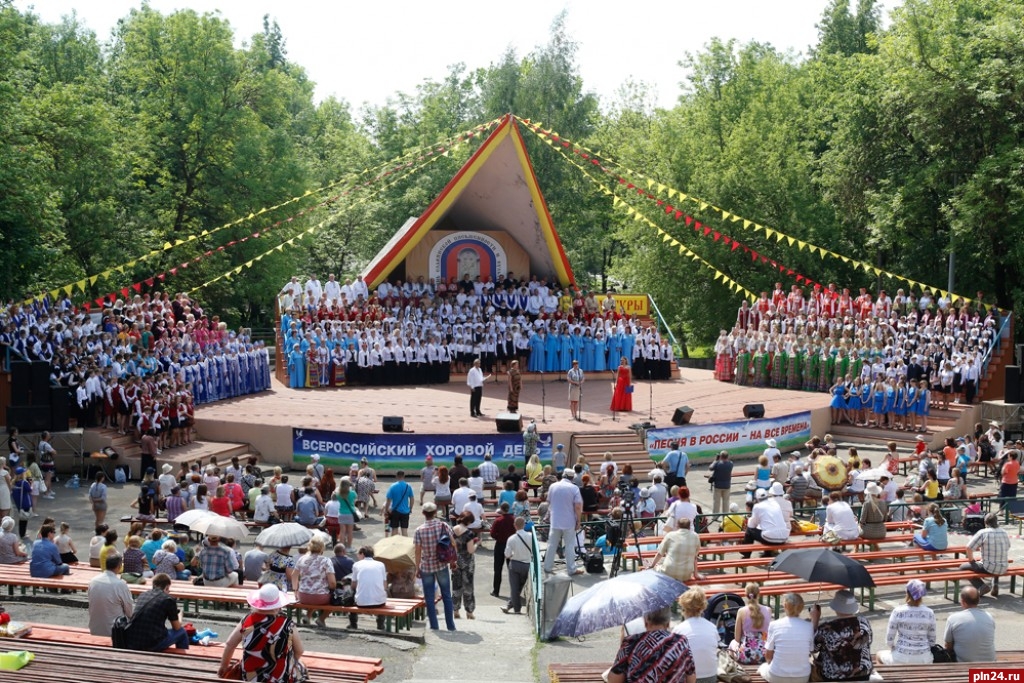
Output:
[363,115,574,289]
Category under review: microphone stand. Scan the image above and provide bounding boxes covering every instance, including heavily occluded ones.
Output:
[540,370,548,424]
[578,376,584,423]
[648,368,654,422]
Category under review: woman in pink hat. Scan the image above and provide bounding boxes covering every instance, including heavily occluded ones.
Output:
[220,583,306,682]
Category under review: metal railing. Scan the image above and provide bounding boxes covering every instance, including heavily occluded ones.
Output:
[647,295,681,358]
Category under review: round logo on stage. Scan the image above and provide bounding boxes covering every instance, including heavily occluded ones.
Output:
[429,232,507,284]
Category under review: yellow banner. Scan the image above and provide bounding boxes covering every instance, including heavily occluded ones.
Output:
[615,294,649,316]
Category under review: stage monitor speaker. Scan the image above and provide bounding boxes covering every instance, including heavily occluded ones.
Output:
[672,406,694,425]
[50,387,71,432]
[382,416,404,433]
[30,361,51,406]
[495,412,523,433]
[743,403,765,419]
[6,405,51,433]
[9,362,30,405]
[1005,365,1022,404]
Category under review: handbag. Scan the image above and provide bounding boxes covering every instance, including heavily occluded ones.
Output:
[931,643,956,663]
[110,616,129,649]
[331,584,355,607]
[717,648,751,683]
[221,661,243,680]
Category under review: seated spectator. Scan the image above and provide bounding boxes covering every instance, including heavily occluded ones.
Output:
[758,592,813,683]
[29,524,70,578]
[943,586,995,662]
[877,579,935,664]
[809,590,874,682]
[606,607,695,683]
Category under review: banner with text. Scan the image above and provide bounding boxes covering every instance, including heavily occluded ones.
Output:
[646,411,811,461]
[292,427,553,473]
[614,294,649,316]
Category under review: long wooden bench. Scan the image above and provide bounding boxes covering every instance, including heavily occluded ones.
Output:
[549,652,1024,683]
[21,623,383,681]
[696,545,973,574]
[0,634,374,683]
[0,564,425,633]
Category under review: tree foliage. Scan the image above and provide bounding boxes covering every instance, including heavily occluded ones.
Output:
[0,1,1021,347]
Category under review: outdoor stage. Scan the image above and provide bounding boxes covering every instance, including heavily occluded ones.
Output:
[194,366,831,469]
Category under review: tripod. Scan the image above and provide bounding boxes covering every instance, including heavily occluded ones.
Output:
[609,504,646,578]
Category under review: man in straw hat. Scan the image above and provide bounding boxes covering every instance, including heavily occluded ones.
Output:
[809,590,874,681]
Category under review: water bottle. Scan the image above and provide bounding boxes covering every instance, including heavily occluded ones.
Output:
[65,474,80,489]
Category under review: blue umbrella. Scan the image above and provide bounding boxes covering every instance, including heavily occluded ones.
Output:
[550,571,686,638]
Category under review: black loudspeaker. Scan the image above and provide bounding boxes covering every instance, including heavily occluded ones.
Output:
[30,361,51,406]
[382,416,404,433]
[9,362,30,405]
[743,403,765,419]
[50,387,71,432]
[495,412,523,433]
[672,406,694,425]
[1005,365,1022,404]
[6,405,51,433]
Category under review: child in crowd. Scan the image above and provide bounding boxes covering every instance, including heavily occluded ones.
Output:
[55,522,78,565]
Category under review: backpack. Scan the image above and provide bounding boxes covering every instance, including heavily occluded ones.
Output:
[436,528,457,565]
[111,616,129,649]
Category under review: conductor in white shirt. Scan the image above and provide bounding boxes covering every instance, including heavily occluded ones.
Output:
[467,358,491,418]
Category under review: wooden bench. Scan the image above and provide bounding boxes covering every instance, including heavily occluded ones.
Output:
[0,633,376,683]
[695,545,972,574]
[120,515,270,529]
[0,564,424,633]
[549,652,1024,683]
[21,623,383,681]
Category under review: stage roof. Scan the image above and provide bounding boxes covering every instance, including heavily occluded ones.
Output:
[362,115,574,289]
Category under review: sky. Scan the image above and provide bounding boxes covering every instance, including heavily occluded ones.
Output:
[17,0,899,111]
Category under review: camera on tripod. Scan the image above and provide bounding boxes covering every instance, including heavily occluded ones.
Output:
[617,478,635,510]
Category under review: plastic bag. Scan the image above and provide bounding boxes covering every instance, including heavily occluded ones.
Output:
[0,650,35,670]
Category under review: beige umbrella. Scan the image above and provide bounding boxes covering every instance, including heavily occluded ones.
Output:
[811,455,849,492]
[373,535,416,573]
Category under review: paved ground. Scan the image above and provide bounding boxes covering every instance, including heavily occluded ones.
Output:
[7,438,1024,682]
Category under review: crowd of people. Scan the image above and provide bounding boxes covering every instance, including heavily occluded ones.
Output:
[277,272,674,389]
[0,292,271,443]
[713,283,1003,427]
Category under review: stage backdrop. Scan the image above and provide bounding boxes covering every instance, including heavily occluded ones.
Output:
[293,427,553,473]
[646,411,811,461]
[405,230,530,285]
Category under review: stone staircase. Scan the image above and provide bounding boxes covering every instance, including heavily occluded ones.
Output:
[570,431,656,482]
[826,403,978,449]
[82,428,255,473]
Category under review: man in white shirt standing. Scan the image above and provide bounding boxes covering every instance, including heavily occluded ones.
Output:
[543,470,584,576]
[466,358,490,418]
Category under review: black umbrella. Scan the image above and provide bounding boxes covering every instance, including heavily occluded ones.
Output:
[769,548,875,588]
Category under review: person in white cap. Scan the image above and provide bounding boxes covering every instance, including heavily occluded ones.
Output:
[634,487,656,518]
[764,438,781,462]
[809,590,874,681]
[741,488,789,557]
[768,481,792,525]
[220,583,304,679]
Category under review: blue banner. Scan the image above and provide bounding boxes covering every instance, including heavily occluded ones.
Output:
[292,427,553,472]
[646,411,812,461]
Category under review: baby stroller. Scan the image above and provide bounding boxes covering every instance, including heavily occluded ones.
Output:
[704,592,745,646]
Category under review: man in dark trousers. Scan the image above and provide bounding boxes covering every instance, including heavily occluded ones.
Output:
[124,573,190,651]
[708,450,734,516]
[489,502,516,597]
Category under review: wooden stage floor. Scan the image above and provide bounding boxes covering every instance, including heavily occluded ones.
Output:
[194,367,829,437]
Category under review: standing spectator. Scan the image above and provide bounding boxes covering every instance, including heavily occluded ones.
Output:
[674,588,719,683]
[758,593,813,683]
[708,450,734,516]
[960,512,1010,597]
[467,358,489,417]
[420,456,437,506]
[37,431,57,499]
[502,516,532,615]
[877,579,936,664]
[292,537,336,628]
[543,470,584,576]
[88,472,108,527]
[661,442,687,490]
[124,573,190,652]
[998,450,1020,500]
[450,511,479,619]
[413,502,457,631]
[809,590,874,682]
[606,607,695,683]
[943,586,996,662]
[10,468,32,539]
[383,470,414,538]
[164,486,186,524]
[489,502,516,597]
[88,553,133,636]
